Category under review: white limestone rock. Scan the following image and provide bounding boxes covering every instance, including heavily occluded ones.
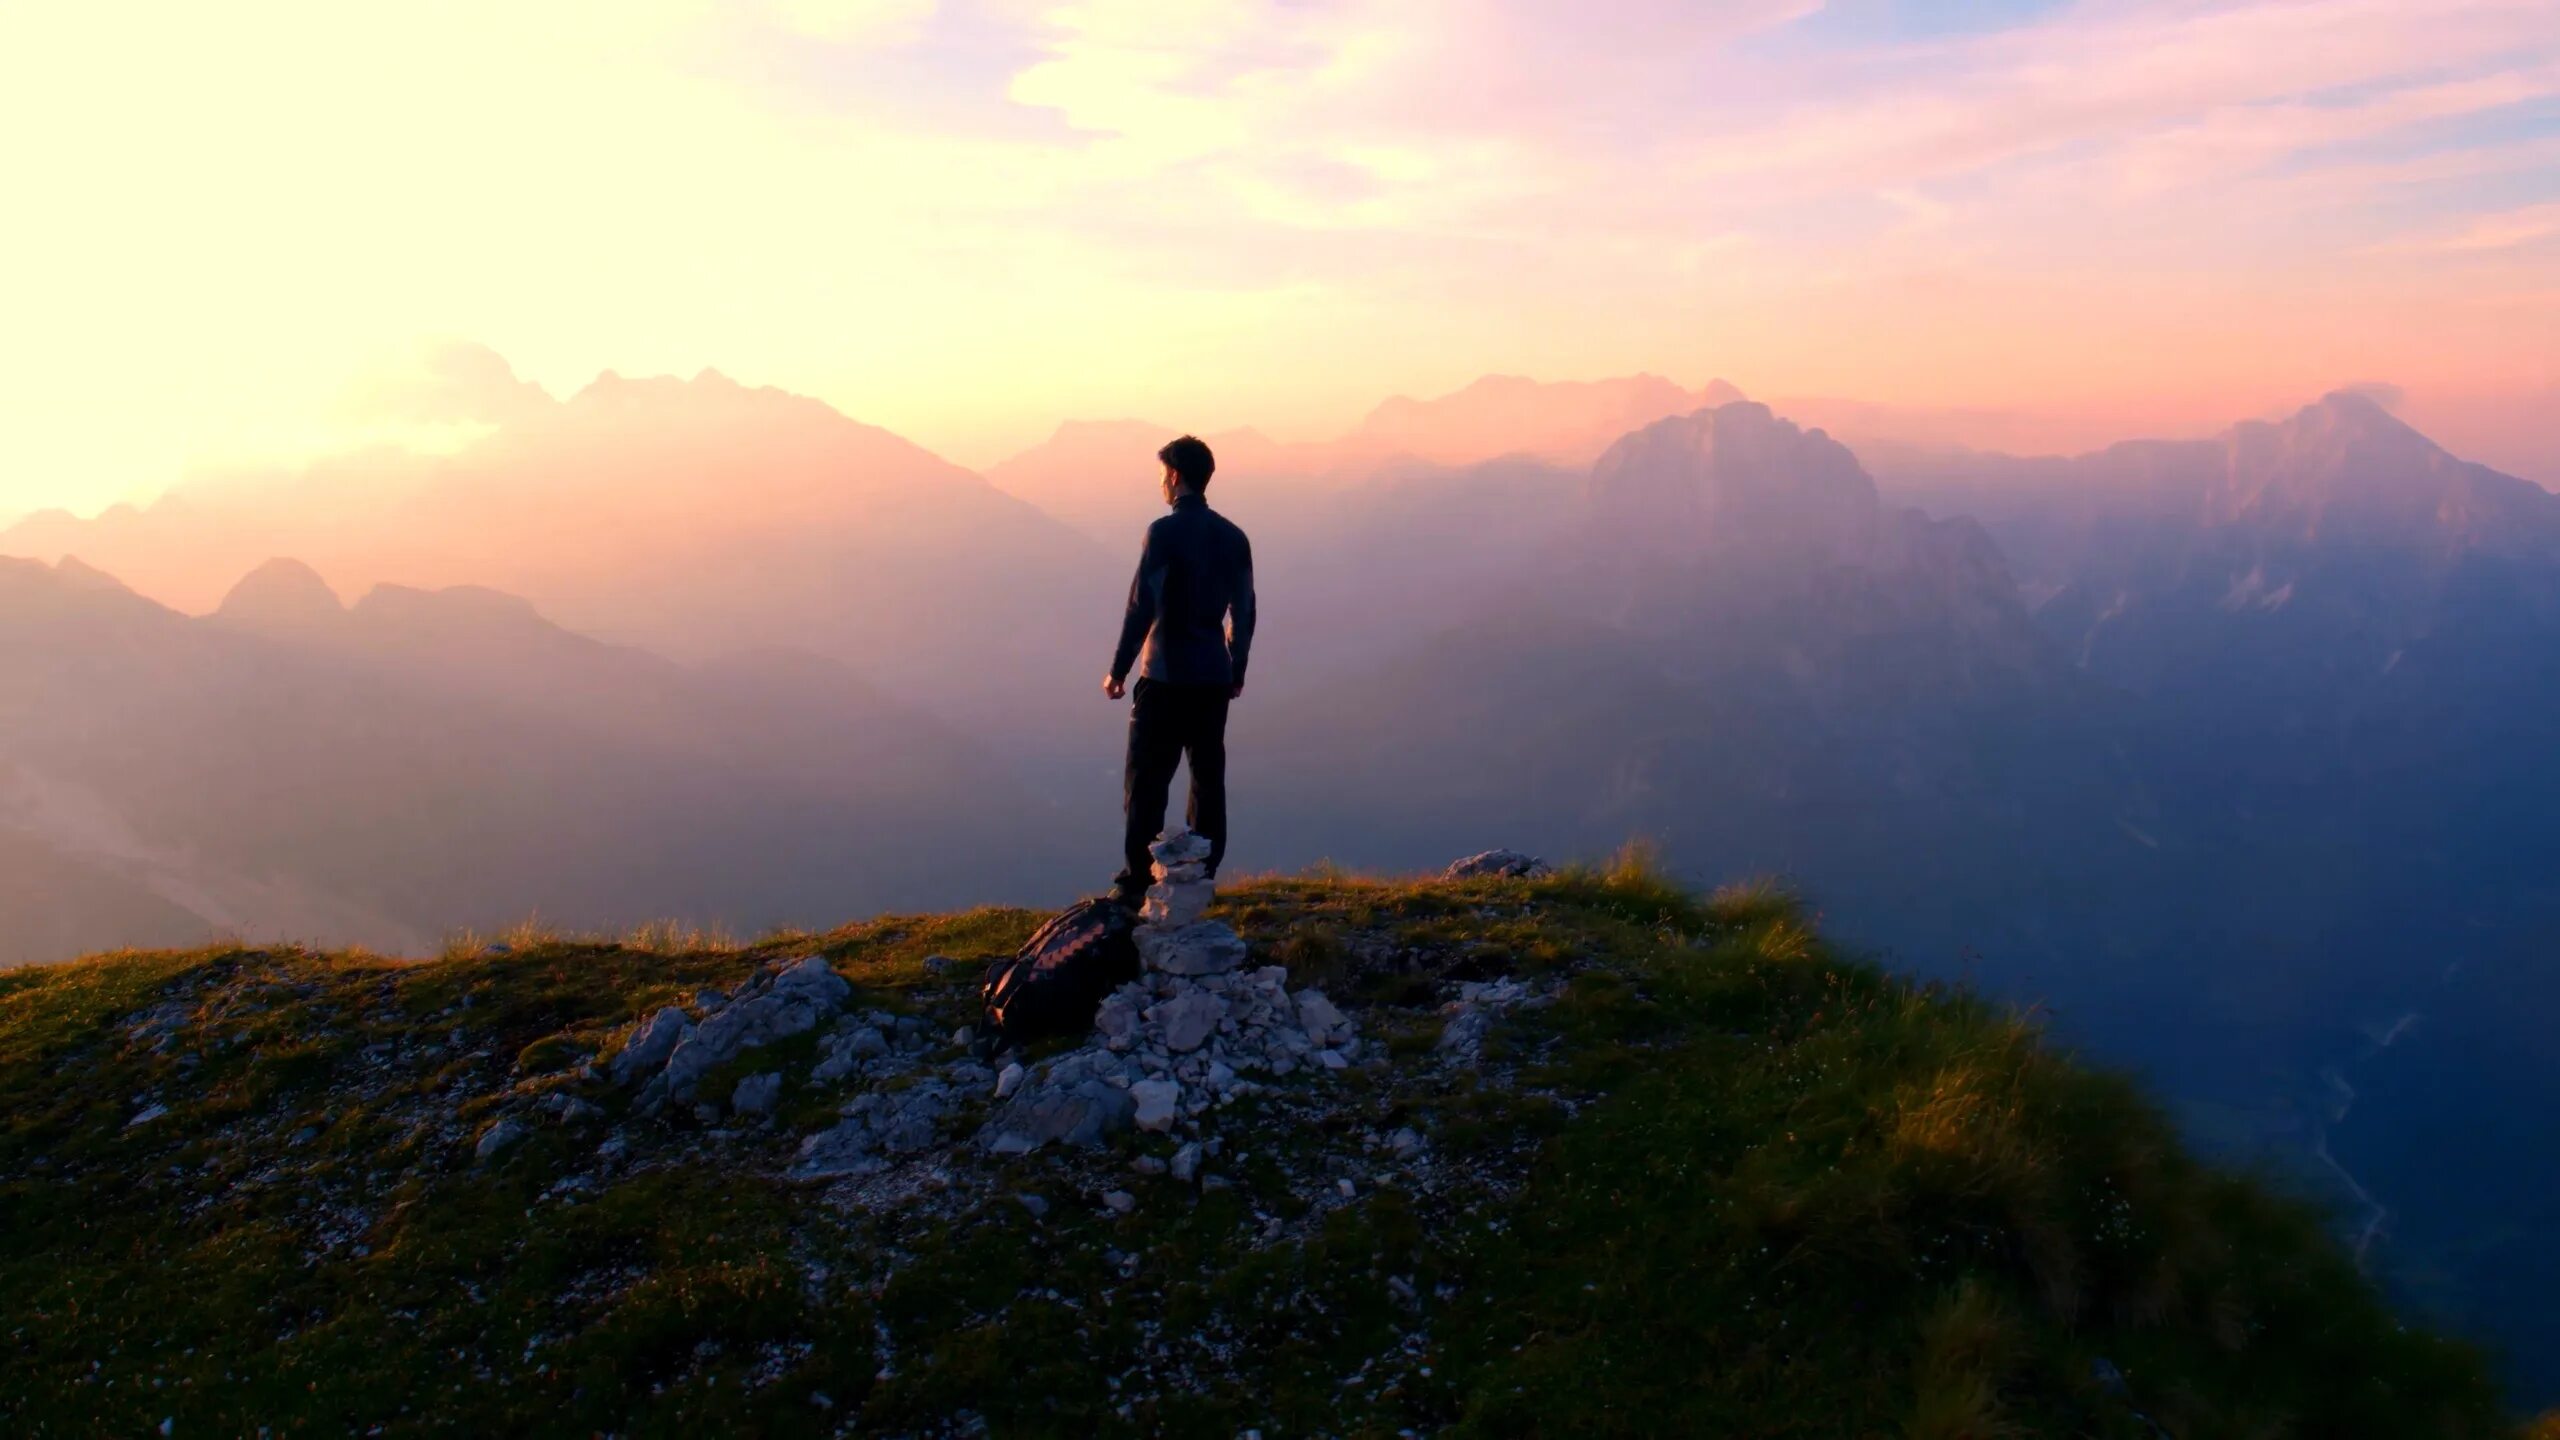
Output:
[731,1071,782,1116]
[1141,879,1214,927]
[474,1116,529,1163]
[1129,1077,1182,1132]
[792,1120,884,1181]
[1293,989,1349,1045]
[1149,830,1214,867]
[633,957,853,1099]
[1151,990,1225,1053]
[771,955,853,1008]
[609,1006,693,1085]
[1446,849,1550,880]
[1437,1006,1493,1059]
[1137,920,1248,978]
[984,1059,1137,1152]
[1094,989,1143,1049]
[537,1092,602,1125]
[866,1083,955,1153]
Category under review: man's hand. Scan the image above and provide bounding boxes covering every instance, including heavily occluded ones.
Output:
[1103,673,1126,700]
[1229,680,1244,700]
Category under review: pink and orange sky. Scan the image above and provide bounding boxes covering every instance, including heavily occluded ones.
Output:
[2,0,2554,517]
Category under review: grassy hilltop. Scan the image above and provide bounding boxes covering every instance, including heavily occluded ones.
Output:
[0,856,2527,1437]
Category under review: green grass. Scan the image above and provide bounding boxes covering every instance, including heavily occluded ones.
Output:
[0,863,2524,1437]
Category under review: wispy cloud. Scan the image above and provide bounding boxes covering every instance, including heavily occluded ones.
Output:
[2397,199,2560,250]
[0,0,2552,509]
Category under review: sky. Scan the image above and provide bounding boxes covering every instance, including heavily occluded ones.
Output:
[1,0,2555,517]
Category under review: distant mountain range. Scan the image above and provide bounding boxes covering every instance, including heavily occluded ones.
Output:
[4,365,2556,1400]
[0,554,1075,963]
[1873,395,2560,1386]
[2,367,1107,732]
[983,372,1743,545]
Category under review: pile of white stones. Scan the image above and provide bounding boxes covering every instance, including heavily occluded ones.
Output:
[981,830,1362,1157]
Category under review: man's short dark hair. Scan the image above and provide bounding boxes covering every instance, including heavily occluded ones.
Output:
[1159,435,1215,491]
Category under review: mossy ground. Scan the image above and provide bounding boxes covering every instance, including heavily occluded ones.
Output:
[0,855,2526,1437]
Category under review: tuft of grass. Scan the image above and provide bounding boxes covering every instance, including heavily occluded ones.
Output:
[1704,874,1800,930]
[1520,837,1712,940]
[1907,1279,2026,1440]
[621,918,742,955]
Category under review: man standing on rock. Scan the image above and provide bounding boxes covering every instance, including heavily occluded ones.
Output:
[1104,435,1255,910]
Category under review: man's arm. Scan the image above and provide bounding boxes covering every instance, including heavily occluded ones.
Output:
[1226,530,1255,695]
[1109,526,1161,688]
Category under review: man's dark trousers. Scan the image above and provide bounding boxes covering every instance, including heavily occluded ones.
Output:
[1118,678,1230,896]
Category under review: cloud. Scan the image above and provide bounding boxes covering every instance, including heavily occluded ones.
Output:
[344,343,558,427]
[0,0,2553,511]
[2413,200,2560,251]
[1665,1,2559,194]
[769,0,939,43]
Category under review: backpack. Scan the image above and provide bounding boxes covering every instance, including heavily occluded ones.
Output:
[981,897,1140,1048]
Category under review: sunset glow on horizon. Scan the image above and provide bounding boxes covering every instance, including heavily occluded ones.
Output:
[3,0,2555,517]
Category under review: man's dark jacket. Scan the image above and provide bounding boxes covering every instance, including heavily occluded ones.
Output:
[1110,493,1256,688]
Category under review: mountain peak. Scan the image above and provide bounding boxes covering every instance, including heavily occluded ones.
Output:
[2291,388,2434,450]
[566,367,785,416]
[54,555,140,596]
[1588,401,1879,560]
[1352,373,1719,466]
[0,555,170,627]
[350,582,551,633]
[2208,392,2558,549]
[214,558,343,632]
[2217,390,2442,475]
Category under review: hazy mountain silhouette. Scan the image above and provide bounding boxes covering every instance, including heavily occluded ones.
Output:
[0,556,1076,964]
[1242,400,2149,990]
[985,374,1743,690]
[1351,372,1746,468]
[1860,391,2560,1399]
[985,372,1743,546]
[1,363,1106,733]
[985,420,1298,545]
[214,556,347,634]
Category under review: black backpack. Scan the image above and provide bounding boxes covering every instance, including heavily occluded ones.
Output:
[981,898,1140,1047]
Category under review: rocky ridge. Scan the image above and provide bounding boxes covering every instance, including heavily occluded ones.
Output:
[591,833,1555,1214]
[980,830,1371,1158]
[6,859,2519,1437]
